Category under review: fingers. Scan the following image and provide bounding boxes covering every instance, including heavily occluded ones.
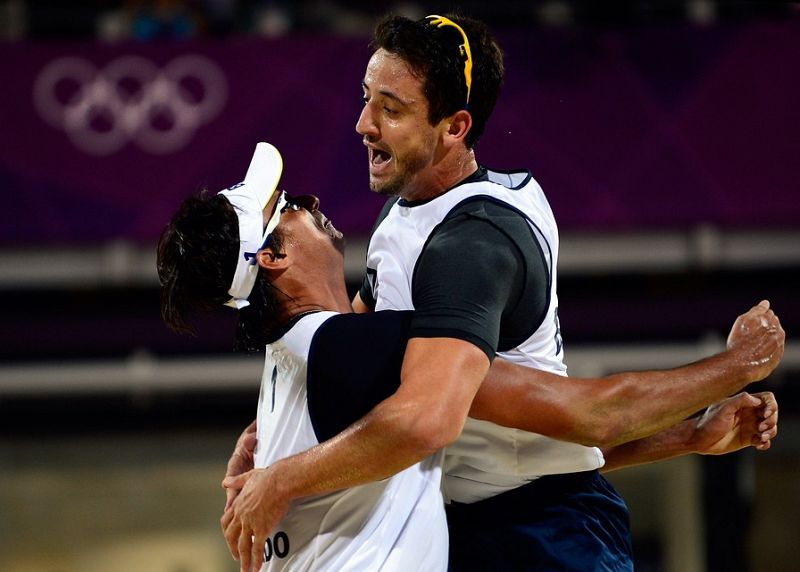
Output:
[224,486,238,512]
[735,391,762,408]
[242,432,258,451]
[741,299,776,324]
[754,391,779,430]
[760,393,778,416]
[753,424,777,450]
[221,506,235,534]
[239,528,253,572]
[252,533,267,572]
[223,470,253,491]
[225,514,243,561]
[718,391,760,414]
[751,391,779,451]
[746,300,770,319]
[744,300,770,318]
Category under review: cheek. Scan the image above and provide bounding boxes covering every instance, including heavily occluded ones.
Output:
[412,139,439,173]
[395,124,437,163]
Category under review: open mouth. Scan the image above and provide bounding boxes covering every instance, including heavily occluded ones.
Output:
[370,148,392,169]
[315,212,343,240]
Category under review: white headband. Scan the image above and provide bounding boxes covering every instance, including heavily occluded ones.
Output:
[218,142,284,309]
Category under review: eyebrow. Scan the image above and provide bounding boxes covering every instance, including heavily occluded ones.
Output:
[362,81,412,107]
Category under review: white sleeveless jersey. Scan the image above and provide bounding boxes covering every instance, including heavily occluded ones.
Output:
[254,311,448,571]
[366,170,605,504]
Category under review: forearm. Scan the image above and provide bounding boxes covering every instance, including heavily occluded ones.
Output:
[272,337,487,503]
[473,301,784,448]
[472,351,753,448]
[600,419,699,472]
[580,351,752,446]
[269,397,441,501]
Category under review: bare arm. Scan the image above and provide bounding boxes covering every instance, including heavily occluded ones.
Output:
[469,301,784,447]
[222,337,489,572]
[600,391,779,472]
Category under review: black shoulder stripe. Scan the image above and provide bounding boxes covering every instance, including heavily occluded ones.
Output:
[306,311,413,442]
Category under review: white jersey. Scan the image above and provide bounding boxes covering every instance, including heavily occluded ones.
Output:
[366,169,605,504]
[254,311,448,571]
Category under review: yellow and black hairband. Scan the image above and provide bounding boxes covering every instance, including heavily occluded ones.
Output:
[426,14,473,108]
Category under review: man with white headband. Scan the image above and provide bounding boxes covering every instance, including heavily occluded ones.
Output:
[159,141,449,571]
[158,141,783,572]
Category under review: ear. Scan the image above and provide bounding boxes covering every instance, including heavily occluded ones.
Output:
[442,109,472,148]
[255,247,289,274]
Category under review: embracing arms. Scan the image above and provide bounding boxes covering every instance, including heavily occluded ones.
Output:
[221,337,488,572]
[469,301,784,448]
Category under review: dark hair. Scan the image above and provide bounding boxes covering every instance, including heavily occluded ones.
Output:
[156,192,283,353]
[371,14,504,149]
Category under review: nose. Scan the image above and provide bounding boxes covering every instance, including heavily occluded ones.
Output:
[355,102,377,139]
[292,194,320,212]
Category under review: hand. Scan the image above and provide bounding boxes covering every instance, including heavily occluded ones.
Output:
[726,300,785,382]
[221,467,291,572]
[223,421,258,512]
[692,391,779,455]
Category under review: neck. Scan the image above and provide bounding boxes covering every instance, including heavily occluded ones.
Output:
[273,274,352,324]
[402,147,478,202]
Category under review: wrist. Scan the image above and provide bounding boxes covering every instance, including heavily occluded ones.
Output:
[715,349,753,389]
[685,417,706,453]
[266,458,303,503]
[686,415,724,456]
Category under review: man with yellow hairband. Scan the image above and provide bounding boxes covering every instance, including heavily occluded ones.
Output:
[216,14,784,571]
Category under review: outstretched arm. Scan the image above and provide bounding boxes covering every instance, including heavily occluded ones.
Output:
[600,391,779,472]
[469,301,784,447]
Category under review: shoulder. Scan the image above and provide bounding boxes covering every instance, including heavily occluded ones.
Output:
[424,197,535,258]
[311,311,413,351]
[307,311,413,442]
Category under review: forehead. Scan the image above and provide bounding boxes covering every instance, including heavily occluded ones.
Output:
[363,49,425,100]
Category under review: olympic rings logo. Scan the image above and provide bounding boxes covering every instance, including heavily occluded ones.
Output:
[33,54,228,156]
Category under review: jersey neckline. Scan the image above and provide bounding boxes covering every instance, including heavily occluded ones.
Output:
[397,166,489,208]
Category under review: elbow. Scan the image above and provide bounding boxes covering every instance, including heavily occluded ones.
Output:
[572,412,632,448]
[578,424,622,449]
[569,381,633,447]
[411,414,463,454]
[399,406,465,456]
[371,393,469,459]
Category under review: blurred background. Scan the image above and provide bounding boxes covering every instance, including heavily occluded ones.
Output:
[1,1,798,571]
